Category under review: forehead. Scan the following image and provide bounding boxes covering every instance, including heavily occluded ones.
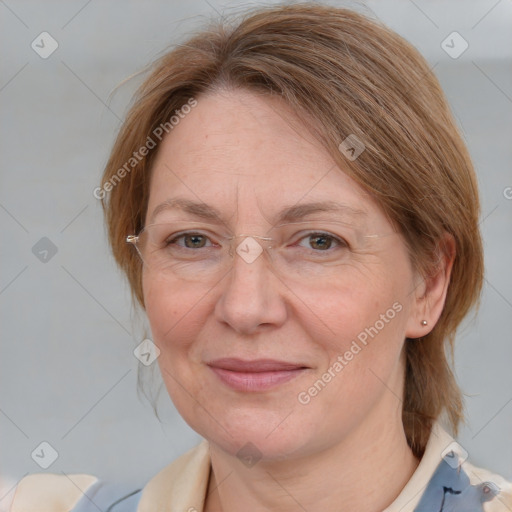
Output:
[147,89,385,229]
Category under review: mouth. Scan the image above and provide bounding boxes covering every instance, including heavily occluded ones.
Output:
[207,358,309,392]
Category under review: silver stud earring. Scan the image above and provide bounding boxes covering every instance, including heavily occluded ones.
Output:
[421,320,428,326]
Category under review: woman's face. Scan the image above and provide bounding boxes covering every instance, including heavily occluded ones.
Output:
[143,88,425,460]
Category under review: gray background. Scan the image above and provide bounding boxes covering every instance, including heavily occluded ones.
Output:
[1,0,511,506]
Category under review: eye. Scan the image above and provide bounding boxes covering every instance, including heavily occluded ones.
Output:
[166,232,214,249]
[296,232,348,251]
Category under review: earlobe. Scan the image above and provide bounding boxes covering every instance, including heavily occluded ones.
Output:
[405,233,456,339]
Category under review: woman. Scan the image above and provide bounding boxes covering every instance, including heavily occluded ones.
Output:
[10,3,511,511]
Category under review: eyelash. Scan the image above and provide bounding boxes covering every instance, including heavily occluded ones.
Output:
[296,232,348,251]
[166,231,349,252]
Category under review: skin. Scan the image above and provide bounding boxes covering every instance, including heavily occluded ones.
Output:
[142,88,455,511]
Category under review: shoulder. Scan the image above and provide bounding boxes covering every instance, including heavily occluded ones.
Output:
[463,459,512,512]
[9,441,210,512]
[389,423,512,512]
[417,457,512,512]
[10,473,142,512]
[10,473,97,511]
[414,429,512,512]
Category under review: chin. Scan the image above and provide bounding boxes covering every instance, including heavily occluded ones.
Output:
[185,403,323,462]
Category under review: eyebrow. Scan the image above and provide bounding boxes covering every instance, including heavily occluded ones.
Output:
[148,197,367,225]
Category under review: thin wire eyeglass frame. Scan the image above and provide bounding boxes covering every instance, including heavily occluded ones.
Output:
[125,220,393,277]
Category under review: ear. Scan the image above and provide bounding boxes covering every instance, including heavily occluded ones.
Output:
[405,233,456,339]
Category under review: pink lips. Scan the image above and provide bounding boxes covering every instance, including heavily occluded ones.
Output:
[207,358,308,392]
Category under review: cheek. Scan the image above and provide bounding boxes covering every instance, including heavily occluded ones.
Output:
[304,271,409,393]
[143,276,209,416]
[304,273,404,339]
[143,275,204,351]
[301,291,407,422]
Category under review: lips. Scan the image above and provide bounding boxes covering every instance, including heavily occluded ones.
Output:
[209,358,306,372]
[207,358,308,392]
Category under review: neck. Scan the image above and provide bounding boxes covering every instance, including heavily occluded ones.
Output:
[204,408,419,512]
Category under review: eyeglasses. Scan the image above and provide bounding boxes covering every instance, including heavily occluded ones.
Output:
[126,220,392,283]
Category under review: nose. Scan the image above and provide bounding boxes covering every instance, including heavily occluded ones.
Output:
[214,239,288,335]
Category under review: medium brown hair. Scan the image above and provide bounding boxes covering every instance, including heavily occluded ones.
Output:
[100,3,483,457]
